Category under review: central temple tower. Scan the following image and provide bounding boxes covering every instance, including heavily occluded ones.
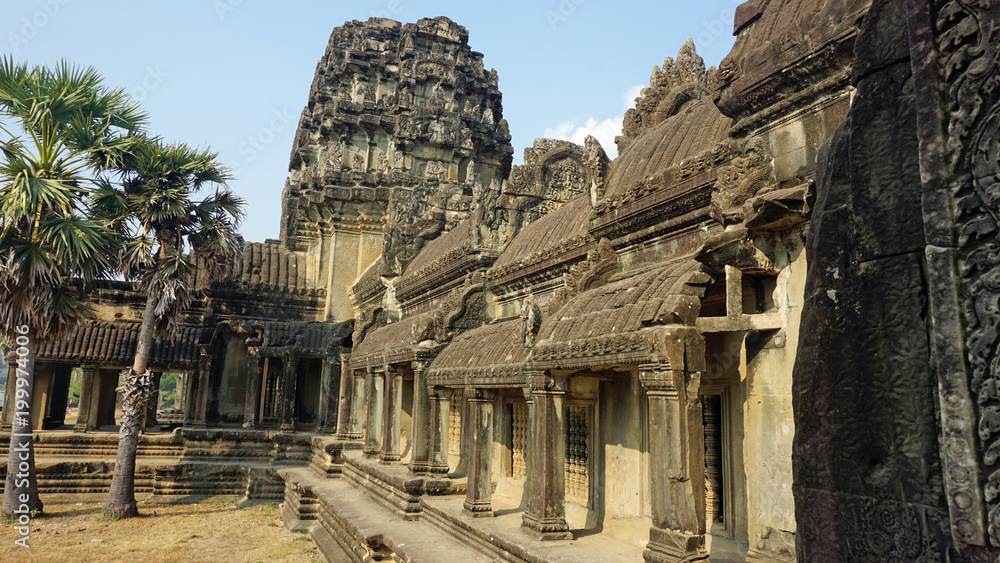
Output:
[280,16,514,321]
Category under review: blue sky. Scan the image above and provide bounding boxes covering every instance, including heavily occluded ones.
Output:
[4,0,739,243]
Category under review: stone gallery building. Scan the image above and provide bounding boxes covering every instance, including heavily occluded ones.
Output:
[4,0,1000,560]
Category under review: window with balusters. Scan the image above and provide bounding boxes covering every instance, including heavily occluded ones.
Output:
[510,402,529,481]
[565,404,592,504]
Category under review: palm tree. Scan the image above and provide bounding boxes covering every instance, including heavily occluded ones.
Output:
[96,136,245,518]
[0,56,147,517]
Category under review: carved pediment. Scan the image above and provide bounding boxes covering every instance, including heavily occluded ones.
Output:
[710,137,775,226]
[550,238,618,313]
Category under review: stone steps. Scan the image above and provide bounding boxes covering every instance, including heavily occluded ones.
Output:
[282,466,497,563]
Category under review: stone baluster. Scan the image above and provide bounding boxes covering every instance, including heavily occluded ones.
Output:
[73,364,97,432]
[408,360,432,473]
[521,372,572,540]
[428,386,452,473]
[280,350,300,433]
[363,368,384,456]
[381,364,404,463]
[243,346,262,429]
[463,388,495,517]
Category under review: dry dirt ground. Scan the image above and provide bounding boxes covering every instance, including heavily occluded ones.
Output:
[0,499,322,562]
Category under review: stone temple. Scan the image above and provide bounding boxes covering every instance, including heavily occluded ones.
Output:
[3,0,1000,560]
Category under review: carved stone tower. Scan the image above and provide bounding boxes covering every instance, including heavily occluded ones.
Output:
[280,16,514,321]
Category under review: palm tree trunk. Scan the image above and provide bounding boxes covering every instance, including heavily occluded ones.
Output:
[2,327,43,517]
[102,292,157,519]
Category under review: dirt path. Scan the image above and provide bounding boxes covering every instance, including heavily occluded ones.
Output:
[0,500,322,562]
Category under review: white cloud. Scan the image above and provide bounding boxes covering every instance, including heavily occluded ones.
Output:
[623,84,644,111]
[540,84,645,159]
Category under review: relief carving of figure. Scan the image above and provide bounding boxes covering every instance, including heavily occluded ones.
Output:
[327,142,343,168]
[425,160,445,178]
[519,296,542,347]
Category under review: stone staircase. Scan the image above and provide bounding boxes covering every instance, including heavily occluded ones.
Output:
[280,438,648,562]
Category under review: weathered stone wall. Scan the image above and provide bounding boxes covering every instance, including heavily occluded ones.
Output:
[792,0,993,559]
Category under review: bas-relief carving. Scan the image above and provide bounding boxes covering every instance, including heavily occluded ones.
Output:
[935,0,1000,549]
[519,296,541,347]
[469,140,588,253]
[711,137,775,226]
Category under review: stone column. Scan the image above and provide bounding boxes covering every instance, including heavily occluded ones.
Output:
[380,364,403,463]
[463,388,495,517]
[521,372,572,540]
[408,361,432,473]
[143,371,162,431]
[428,386,452,474]
[336,354,354,437]
[363,368,384,456]
[73,365,97,433]
[189,348,212,429]
[280,350,300,433]
[182,370,196,427]
[243,346,262,429]
[318,354,340,434]
[639,334,708,563]
[176,372,186,413]
[348,369,365,439]
[520,385,534,501]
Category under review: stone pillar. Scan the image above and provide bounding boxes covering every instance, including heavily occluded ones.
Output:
[363,368,384,456]
[280,350,300,433]
[639,330,708,563]
[463,388,495,517]
[243,346,262,429]
[408,361,432,473]
[190,348,212,429]
[380,364,403,463]
[336,354,354,438]
[318,354,340,434]
[143,371,162,431]
[73,365,97,433]
[428,386,452,474]
[176,372,186,413]
[521,372,572,540]
[348,369,365,439]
